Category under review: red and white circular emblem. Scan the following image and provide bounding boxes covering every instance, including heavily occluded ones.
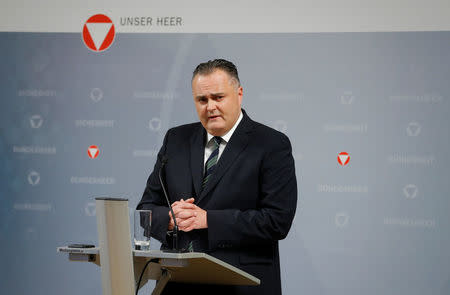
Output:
[337,152,350,166]
[88,145,100,159]
[82,14,115,52]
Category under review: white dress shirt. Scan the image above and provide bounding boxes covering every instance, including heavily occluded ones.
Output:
[203,111,243,170]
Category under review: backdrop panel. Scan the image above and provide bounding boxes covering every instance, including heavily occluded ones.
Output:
[0,32,449,295]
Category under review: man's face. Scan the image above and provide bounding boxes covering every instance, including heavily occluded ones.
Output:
[192,70,243,136]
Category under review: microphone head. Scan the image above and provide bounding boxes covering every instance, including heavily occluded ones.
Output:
[161,155,169,165]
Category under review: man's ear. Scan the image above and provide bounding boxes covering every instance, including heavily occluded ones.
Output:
[238,86,243,105]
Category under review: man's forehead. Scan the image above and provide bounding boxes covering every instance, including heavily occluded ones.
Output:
[192,87,226,98]
[193,75,227,91]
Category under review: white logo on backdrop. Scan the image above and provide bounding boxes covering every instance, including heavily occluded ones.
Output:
[389,94,443,104]
[149,118,162,131]
[14,202,52,212]
[406,122,421,136]
[335,212,349,228]
[13,145,56,155]
[18,89,57,97]
[273,120,287,133]
[75,119,114,128]
[25,227,38,241]
[85,202,96,216]
[384,217,435,228]
[388,153,435,166]
[32,53,50,73]
[30,115,43,129]
[28,171,40,186]
[70,176,115,185]
[323,123,368,133]
[90,88,103,102]
[318,184,368,193]
[403,184,418,199]
[133,91,175,100]
[340,91,355,105]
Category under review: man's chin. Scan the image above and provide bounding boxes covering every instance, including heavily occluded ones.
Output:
[205,125,226,136]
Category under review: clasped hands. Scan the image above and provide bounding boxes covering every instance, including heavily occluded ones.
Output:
[168,198,207,232]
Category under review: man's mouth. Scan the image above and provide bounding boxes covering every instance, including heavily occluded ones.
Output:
[208,115,220,120]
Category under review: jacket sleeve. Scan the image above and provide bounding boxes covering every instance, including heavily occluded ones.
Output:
[206,134,298,249]
[136,131,171,244]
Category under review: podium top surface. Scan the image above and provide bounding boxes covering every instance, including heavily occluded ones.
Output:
[57,247,260,286]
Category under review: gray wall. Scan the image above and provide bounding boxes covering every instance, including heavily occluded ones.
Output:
[1,32,449,294]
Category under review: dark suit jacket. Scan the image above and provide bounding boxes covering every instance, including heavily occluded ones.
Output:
[137,110,297,295]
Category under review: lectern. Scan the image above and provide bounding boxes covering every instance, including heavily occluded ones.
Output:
[58,198,260,295]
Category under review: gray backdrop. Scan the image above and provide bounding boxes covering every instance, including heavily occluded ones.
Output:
[1,32,449,294]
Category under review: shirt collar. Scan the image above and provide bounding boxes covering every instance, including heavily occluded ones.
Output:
[206,111,243,144]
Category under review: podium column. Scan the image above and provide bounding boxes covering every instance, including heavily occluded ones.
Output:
[96,198,136,295]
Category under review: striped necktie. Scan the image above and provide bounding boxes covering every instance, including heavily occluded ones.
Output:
[202,136,222,189]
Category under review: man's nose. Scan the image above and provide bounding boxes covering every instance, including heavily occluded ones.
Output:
[206,100,216,111]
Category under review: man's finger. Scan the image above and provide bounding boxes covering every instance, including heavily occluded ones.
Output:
[176,210,196,219]
[168,211,175,230]
[182,224,195,232]
[177,216,195,228]
[177,203,197,210]
[172,199,193,210]
[172,206,182,215]
[171,202,181,210]
[178,215,195,225]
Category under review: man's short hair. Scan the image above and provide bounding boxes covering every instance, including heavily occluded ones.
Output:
[192,59,240,86]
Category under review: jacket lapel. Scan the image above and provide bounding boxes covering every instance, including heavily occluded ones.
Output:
[197,112,253,203]
[190,124,205,199]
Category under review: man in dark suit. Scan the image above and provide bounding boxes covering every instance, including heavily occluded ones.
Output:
[137,59,297,294]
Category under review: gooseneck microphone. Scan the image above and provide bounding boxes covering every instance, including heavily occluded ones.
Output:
[158,155,179,252]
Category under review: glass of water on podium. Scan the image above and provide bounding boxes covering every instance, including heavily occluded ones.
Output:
[134,210,152,250]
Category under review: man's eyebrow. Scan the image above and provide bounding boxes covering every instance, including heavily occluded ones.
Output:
[195,94,206,100]
[195,93,225,100]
